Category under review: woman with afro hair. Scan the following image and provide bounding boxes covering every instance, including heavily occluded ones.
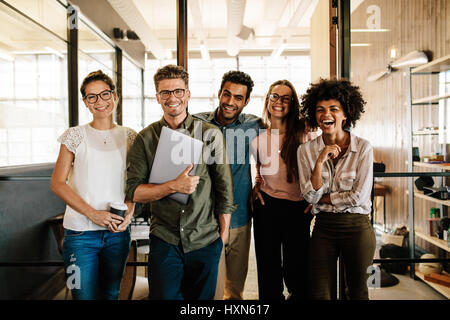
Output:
[297,78,376,300]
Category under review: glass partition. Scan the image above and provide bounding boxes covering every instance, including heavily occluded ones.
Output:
[4,0,68,41]
[0,1,68,166]
[143,59,176,126]
[182,0,313,119]
[122,55,143,131]
[138,0,177,127]
[77,18,115,125]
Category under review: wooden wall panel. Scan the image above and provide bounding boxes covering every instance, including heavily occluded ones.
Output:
[349,0,449,245]
[311,0,332,81]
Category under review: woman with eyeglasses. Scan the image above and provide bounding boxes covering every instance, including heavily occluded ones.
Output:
[250,80,317,300]
[51,70,137,300]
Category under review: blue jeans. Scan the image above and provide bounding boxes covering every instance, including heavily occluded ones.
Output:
[62,228,131,300]
[148,235,223,300]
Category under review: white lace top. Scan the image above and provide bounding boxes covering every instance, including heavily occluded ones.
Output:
[57,124,137,231]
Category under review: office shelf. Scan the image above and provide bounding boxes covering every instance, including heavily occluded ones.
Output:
[415,270,450,299]
[415,231,450,252]
[413,161,450,171]
[411,54,450,73]
[414,191,450,206]
[407,54,450,299]
[413,129,440,136]
[412,93,450,105]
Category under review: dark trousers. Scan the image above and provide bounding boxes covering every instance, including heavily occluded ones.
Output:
[148,234,223,300]
[309,212,376,300]
[252,191,312,300]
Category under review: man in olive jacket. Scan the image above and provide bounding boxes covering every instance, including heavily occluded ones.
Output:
[126,64,236,300]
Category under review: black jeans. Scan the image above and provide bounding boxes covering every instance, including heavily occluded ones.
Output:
[252,191,312,300]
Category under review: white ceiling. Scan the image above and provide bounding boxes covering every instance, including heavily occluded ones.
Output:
[0,0,324,60]
[123,0,319,58]
[0,0,369,61]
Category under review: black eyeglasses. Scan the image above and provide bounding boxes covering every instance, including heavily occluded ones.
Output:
[268,93,292,104]
[84,90,114,103]
[158,88,187,100]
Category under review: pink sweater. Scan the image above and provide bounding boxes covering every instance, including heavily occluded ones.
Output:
[250,130,317,202]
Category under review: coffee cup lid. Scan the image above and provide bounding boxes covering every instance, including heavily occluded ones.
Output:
[110,202,128,210]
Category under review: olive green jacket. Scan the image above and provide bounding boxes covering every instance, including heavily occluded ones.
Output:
[126,113,237,253]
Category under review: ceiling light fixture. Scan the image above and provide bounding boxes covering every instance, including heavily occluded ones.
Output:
[351,29,390,32]
[390,48,397,59]
[351,43,371,47]
[200,41,210,61]
[271,39,287,58]
[113,28,140,41]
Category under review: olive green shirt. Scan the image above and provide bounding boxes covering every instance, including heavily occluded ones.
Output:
[126,113,237,253]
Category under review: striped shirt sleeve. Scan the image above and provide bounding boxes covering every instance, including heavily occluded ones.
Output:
[330,141,373,211]
[297,134,374,215]
[297,141,325,204]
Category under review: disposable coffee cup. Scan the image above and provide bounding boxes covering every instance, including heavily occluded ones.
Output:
[109,202,128,218]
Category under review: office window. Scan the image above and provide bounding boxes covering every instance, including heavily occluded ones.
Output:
[138,0,177,127]
[182,55,311,119]
[122,55,143,131]
[142,55,310,124]
[238,55,311,118]
[0,1,68,166]
[143,59,176,126]
[78,19,115,126]
[4,0,68,41]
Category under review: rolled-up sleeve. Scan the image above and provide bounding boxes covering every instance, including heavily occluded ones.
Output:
[207,128,237,215]
[297,143,325,204]
[126,133,150,202]
[330,142,373,211]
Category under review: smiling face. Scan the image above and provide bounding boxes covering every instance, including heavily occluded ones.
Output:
[83,80,117,119]
[267,85,292,121]
[156,78,190,120]
[216,81,249,125]
[315,99,347,134]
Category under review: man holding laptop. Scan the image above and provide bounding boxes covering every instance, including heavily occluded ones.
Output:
[126,64,236,300]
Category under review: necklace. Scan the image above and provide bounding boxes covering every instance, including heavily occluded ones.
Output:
[99,131,109,145]
[90,123,115,145]
[269,130,284,154]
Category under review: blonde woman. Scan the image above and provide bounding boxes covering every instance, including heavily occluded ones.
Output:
[250,80,316,300]
[51,70,136,300]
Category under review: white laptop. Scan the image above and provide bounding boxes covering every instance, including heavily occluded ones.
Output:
[149,126,204,204]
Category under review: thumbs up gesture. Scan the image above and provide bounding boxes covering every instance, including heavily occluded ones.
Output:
[173,164,200,194]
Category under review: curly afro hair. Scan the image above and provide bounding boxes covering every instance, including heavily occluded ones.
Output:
[299,78,366,129]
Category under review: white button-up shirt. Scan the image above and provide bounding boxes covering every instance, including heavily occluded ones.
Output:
[297,133,373,215]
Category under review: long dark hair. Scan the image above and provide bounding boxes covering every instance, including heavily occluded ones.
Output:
[262,80,306,183]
